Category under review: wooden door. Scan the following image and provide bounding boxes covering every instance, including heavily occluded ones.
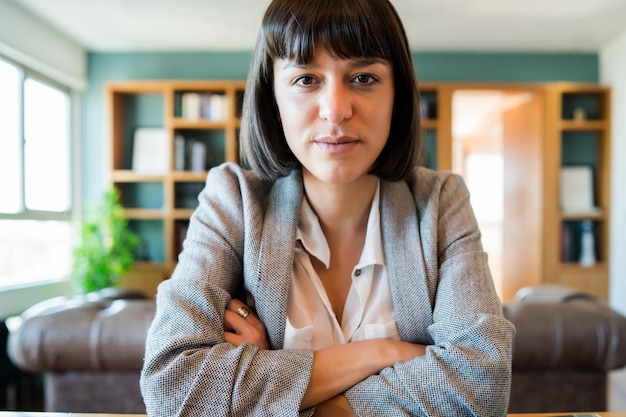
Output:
[501,93,544,301]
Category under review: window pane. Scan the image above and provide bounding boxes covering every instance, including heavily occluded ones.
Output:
[0,220,73,287]
[24,78,70,212]
[0,59,22,213]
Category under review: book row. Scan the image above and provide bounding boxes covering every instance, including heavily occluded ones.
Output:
[180,92,229,121]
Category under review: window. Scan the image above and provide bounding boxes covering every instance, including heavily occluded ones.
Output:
[0,57,74,288]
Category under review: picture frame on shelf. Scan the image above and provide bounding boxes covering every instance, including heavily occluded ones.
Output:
[132,128,169,174]
[559,165,597,214]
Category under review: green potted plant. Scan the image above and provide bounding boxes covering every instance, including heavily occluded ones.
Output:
[71,188,140,294]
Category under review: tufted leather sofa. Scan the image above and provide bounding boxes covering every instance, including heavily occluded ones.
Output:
[504,285,626,413]
[7,285,626,413]
[7,289,153,413]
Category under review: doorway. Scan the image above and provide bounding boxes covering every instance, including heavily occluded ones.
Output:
[451,88,544,301]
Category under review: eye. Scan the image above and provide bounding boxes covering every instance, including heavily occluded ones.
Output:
[353,74,378,85]
[294,75,317,87]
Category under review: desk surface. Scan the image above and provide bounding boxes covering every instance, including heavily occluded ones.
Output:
[0,413,624,417]
[0,414,147,417]
[509,415,625,417]
[509,414,626,417]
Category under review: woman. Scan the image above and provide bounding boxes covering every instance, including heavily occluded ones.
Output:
[140,0,515,416]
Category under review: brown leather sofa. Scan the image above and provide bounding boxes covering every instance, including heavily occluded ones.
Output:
[7,289,152,413]
[504,285,626,413]
[7,285,626,414]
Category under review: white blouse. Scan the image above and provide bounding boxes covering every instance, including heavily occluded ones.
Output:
[283,183,400,350]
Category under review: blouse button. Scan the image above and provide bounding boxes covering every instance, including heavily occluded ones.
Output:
[354,269,362,277]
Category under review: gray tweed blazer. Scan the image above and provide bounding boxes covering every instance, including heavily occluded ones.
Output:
[140,163,515,417]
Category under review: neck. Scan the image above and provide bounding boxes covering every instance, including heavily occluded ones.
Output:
[302,172,378,240]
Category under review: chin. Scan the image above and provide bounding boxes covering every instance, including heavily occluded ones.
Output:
[318,171,371,186]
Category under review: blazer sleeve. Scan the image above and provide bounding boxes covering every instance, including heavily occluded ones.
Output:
[344,171,516,417]
[140,163,315,417]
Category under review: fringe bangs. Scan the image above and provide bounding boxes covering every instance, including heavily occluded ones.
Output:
[263,0,389,65]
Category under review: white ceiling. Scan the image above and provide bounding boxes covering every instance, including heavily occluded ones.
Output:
[9,0,626,52]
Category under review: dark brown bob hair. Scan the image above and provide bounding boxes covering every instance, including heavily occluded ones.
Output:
[240,0,422,181]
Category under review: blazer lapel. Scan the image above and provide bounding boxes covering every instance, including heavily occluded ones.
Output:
[380,180,434,343]
[255,170,303,349]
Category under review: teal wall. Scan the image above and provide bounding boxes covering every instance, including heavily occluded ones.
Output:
[413,52,598,82]
[83,50,598,204]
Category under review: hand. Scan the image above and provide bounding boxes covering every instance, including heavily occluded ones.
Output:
[313,395,357,417]
[300,339,426,410]
[385,339,427,363]
[223,299,270,350]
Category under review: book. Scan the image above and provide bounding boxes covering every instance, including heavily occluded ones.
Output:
[181,92,229,121]
[131,128,169,173]
[190,140,207,172]
[208,94,229,120]
[174,134,186,171]
[181,92,201,120]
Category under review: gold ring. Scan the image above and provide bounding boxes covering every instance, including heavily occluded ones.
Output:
[236,306,250,319]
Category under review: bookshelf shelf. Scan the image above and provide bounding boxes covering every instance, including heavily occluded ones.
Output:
[122,209,166,219]
[559,121,608,132]
[111,170,165,182]
[421,119,438,129]
[171,119,230,129]
[561,210,605,221]
[171,171,209,181]
[172,209,195,219]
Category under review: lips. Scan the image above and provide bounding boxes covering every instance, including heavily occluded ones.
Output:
[315,135,359,145]
[313,136,360,153]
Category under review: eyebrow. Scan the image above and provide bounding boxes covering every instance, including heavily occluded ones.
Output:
[281,57,389,70]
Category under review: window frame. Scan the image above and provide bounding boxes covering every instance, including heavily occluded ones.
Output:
[0,54,75,222]
[0,54,79,296]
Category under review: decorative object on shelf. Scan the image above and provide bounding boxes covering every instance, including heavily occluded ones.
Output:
[71,188,140,294]
[579,220,596,267]
[573,106,587,121]
[132,128,169,173]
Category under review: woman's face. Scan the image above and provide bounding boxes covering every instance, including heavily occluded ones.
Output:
[273,44,394,186]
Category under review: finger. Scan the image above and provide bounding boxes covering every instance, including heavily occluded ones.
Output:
[224,309,249,331]
[224,331,244,346]
[223,310,237,332]
[227,300,258,323]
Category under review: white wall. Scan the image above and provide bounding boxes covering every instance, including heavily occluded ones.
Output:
[0,0,86,89]
[601,29,626,317]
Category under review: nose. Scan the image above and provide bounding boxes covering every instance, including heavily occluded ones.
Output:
[318,81,352,124]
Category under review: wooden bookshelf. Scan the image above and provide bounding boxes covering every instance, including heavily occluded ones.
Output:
[418,83,451,170]
[106,80,245,296]
[543,84,611,299]
[416,82,611,301]
[107,80,611,300]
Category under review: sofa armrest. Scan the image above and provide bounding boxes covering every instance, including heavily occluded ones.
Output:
[504,285,626,371]
[8,296,155,373]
